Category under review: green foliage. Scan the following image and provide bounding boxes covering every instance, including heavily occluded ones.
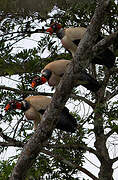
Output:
[25,125,86,179]
[0,160,15,180]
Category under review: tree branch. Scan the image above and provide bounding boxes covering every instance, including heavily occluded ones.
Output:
[0,131,97,157]
[92,31,118,57]
[0,28,45,38]
[0,138,99,180]
[96,68,111,102]
[0,129,23,147]
[106,89,118,101]
[71,93,95,108]
[105,129,116,140]
[0,61,39,76]
[0,85,52,97]
[111,156,118,164]
[0,56,49,76]
[0,54,70,77]
[0,141,24,148]
[10,1,111,179]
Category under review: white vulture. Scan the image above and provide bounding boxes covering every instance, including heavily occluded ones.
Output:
[31,59,100,92]
[5,95,77,133]
[46,22,115,68]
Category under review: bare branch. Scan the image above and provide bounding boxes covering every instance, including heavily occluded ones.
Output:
[0,129,24,147]
[0,28,45,38]
[111,156,118,164]
[106,89,118,101]
[0,85,52,97]
[92,31,118,57]
[0,141,24,148]
[71,93,95,108]
[105,129,116,139]
[96,69,111,101]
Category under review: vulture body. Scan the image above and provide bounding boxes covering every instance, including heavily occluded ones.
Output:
[47,23,115,68]
[31,59,100,92]
[5,95,77,133]
[41,59,70,87]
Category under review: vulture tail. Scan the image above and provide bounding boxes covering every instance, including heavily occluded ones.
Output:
[92,48,115,69]
[78,70,100,92]
[92,35,115,68]
[56,107,77,133]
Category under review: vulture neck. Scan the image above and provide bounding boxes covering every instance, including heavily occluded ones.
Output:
[56,28,65,39]
[21,100,30,111]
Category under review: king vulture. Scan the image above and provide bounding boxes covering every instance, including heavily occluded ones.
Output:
[47,23,115,68]
[31,59,100,92]
[5,95,77,133]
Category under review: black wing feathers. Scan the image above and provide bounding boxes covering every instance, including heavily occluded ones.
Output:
[77,70,100,92]
[56,107,77,133]
[92,48,115,68]
[72,35,115,68]
[38,107,77,133]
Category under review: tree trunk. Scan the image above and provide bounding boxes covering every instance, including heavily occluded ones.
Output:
[95,133,113,180]
[99,161,113,180]
[94,99,113,179]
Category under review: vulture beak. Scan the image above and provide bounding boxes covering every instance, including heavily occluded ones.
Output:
[46,27,53,35]
[31,80,37,88]
[31,76,47,88]
[5,104,11,111]
[40,76,47,84]
[5,101,22,111]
